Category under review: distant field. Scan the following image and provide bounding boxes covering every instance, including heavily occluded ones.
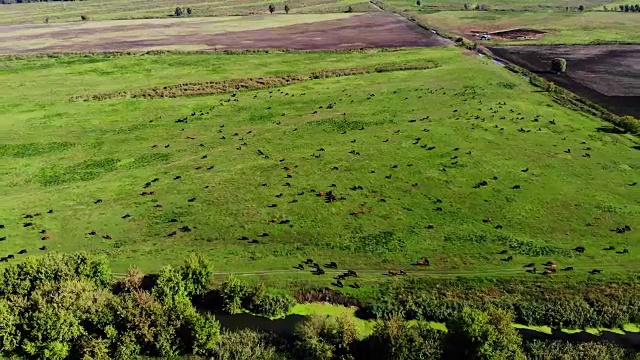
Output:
[0,13,448,54]
[0,0,372,25]
[413,11,640,45]
[0,48,638,284]
[382,0,617,11]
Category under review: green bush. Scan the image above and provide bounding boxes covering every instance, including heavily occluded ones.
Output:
[447,307,525,360]
[249,293,296,318]
[524,339,632,360]
[294,314,358,360]
[367,317,445,360]
[213,330,279,360]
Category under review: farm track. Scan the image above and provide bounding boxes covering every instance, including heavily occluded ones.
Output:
[111,263,640,279]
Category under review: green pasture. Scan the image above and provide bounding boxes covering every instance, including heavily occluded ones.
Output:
[0,48,638,287]
[0,0,367,25]
[413,10,640,44]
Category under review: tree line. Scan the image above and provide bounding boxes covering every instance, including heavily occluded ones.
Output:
[0,252,638,359]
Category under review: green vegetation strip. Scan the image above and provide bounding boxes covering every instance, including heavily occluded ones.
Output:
[71,62,439,101]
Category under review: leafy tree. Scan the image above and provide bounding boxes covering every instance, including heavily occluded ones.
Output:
[619,4,625,10]
[347,5,354,12]
[551,57,567,74]
[284,4,290,13]
[578,4,584,11]
[152,265,188,305]
[213,330,278,360]
[183,312,220,356]
[294,314,357,360]
[368,317,445,359]
[624,4,630,11]
[0,299,20,354]
[416,0,422,6]
[80,15,89,21]
[603,5,608,10]
[447,307,525,360]
[268,3,276,13]
[186,7,192,15]
[524,339,629,360]
[175,7,183,16]
[179,254,212,297]
[219,276,250,314]
[464,3,472,9]
[44,16,49,23]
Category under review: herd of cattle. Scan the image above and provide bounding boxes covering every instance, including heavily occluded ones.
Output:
[0,85,635,281]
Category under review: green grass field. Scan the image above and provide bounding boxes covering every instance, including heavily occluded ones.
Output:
[383,0,615,11]
[0,0,370,25]
[413,10,640,44]
[1,48,638,286]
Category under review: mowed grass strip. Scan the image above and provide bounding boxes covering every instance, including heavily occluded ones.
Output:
[0,48,638,283]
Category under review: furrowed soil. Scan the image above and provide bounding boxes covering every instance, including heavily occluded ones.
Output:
[490,45,640,117]
[0,13,450,54]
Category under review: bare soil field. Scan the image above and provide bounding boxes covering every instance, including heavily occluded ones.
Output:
[0,13,448,54]
[490,45,640,117]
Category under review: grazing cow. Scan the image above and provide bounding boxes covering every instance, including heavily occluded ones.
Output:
[24,214,33,219]
[564,149,571,153]
[618,248,629,254]
[512,185,521,190]
[168,231,177,237]
[504,255,513,262]
[278,220,290,225]
[7,255,14,259]
[335,280,343,288]
[23,222,33,227]
[94,199,103,204]
[543,261,556,267]
[47,209,54,214]
[483,218,493,223]
[0,224,3,229]
[268,204,278,208]
[473,180,489,189]
[103,234,112,240]
[573,246,585,253]
[498,250,508,255]
[275,193,283,198]
[521,168,529,173]
[388,270,398,276]
[179,226,192,232]
[195,166,202,170]
[40,246,46,251]
[305,258,313,264]
[174,176,182,180]
[151,178,160,183]
[238,236,249,240]
[165,144,170,148]
[495,225,503,230]
[562,267,574,271]
[154,204,163,208]
[88,230,97,235]
[399,270,407,275]
[188,197,196,202]
[385,175,392,179]
[590,269,602,274]
[41,235,50,241]
[603,245,615,251]
[186,136,197,140]
[122,214,131,219]
[542,269,553,276]
[524,263,535,268]
[0,258,6,262]
[326,262,337,269]
[18,249,27,254]
[352,282,360,289]
[416,258,429,266]
[143,182,152,188]
[0,237,5,241]
[40,229,47,234]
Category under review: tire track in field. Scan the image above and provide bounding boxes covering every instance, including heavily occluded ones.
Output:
[111,263,640,280]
